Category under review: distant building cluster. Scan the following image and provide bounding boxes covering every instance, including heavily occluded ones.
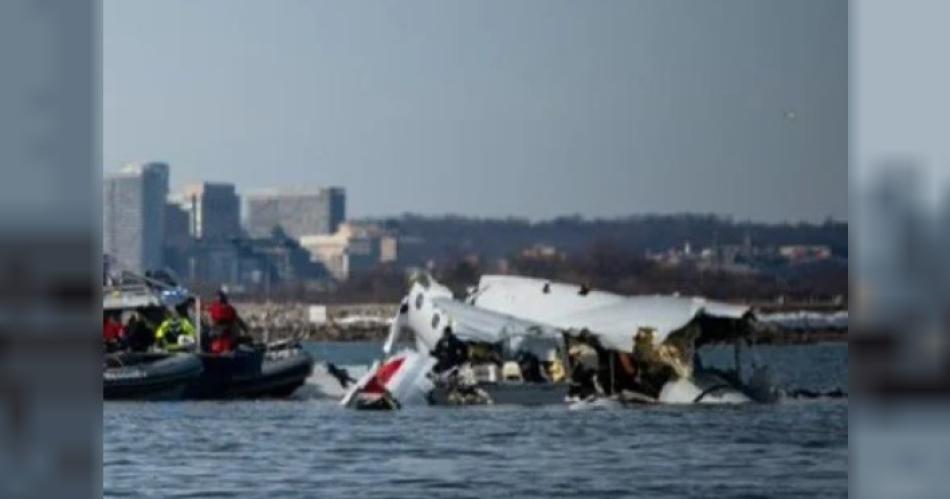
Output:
[102,162,396,291]
[245,188,345,238]
[102,161,845,300]
[299,223,397,281]
[168,182,242,241]
[645,238,834,274]
[519,244,566,262]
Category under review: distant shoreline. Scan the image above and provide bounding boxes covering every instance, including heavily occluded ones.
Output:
[256,325,848,345]
[236,301,846,345]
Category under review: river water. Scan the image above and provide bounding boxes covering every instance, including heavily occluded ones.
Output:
[104,342,848,498]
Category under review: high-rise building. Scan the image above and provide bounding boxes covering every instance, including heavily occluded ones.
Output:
[171,182,241,241]
[245,187,345,238]
[102,162,168,273]
[164,203,191,247]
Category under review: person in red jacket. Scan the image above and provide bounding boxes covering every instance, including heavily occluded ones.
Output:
[103,312,124,352]
[207,290,247,354]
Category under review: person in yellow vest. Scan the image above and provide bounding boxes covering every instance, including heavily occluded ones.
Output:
[154,310,197,352]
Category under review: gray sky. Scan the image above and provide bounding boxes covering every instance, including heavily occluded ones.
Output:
[104,0,847,223]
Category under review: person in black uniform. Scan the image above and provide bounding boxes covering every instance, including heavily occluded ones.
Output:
[123,311,155,352]
[430,326,468,374]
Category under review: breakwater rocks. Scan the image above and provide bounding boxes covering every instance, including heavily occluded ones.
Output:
[234,301,847,344]
[234,302,398,342]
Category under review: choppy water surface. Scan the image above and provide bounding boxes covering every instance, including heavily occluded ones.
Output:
[104,342,847,498]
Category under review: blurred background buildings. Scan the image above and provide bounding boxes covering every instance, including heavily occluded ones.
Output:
[102,163,401,294]
[100,161,846,305]
[853,163,950,391]
[245,188,345,238]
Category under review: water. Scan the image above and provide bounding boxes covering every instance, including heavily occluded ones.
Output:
[104,342,848,498]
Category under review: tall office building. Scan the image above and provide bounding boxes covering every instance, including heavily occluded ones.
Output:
[102,162,168,273]
[164,203,191,247]
[171,182,241,241]
[245,187,345,238]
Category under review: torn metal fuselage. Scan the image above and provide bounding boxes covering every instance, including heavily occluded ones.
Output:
[342,274,780,410]
[471,275,779,405]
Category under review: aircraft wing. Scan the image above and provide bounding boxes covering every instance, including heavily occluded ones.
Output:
[430,296,563,344]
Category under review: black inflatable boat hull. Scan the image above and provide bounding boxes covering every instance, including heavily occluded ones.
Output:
[104,353,203,401]
[184,348,314,400]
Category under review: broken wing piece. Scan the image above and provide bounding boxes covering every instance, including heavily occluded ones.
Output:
[340,351,436,410]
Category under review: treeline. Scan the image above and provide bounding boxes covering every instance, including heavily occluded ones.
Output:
[364,213,848,266]
[236,240,846,305]
[431,238,847,304]
[228,214,847,304]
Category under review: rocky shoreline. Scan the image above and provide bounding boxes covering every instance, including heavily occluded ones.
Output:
[236,302,397,342]
[236,301,847,344]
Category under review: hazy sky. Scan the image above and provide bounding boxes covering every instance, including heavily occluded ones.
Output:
[104,0,847,223]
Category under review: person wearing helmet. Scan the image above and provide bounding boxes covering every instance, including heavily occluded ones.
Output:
[154,310,197,352]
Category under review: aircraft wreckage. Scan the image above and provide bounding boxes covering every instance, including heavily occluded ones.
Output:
[342,274,783,410]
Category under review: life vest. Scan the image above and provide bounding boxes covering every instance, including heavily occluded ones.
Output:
[156,317,195,349]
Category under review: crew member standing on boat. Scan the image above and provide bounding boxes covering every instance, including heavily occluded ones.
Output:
[208,290,247,354]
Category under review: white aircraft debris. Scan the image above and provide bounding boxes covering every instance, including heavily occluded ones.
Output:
[344,273,782,410]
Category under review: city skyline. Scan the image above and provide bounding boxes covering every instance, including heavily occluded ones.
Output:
[102,162,346,280]
[105,0,847,224]
[103,160,848,224]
